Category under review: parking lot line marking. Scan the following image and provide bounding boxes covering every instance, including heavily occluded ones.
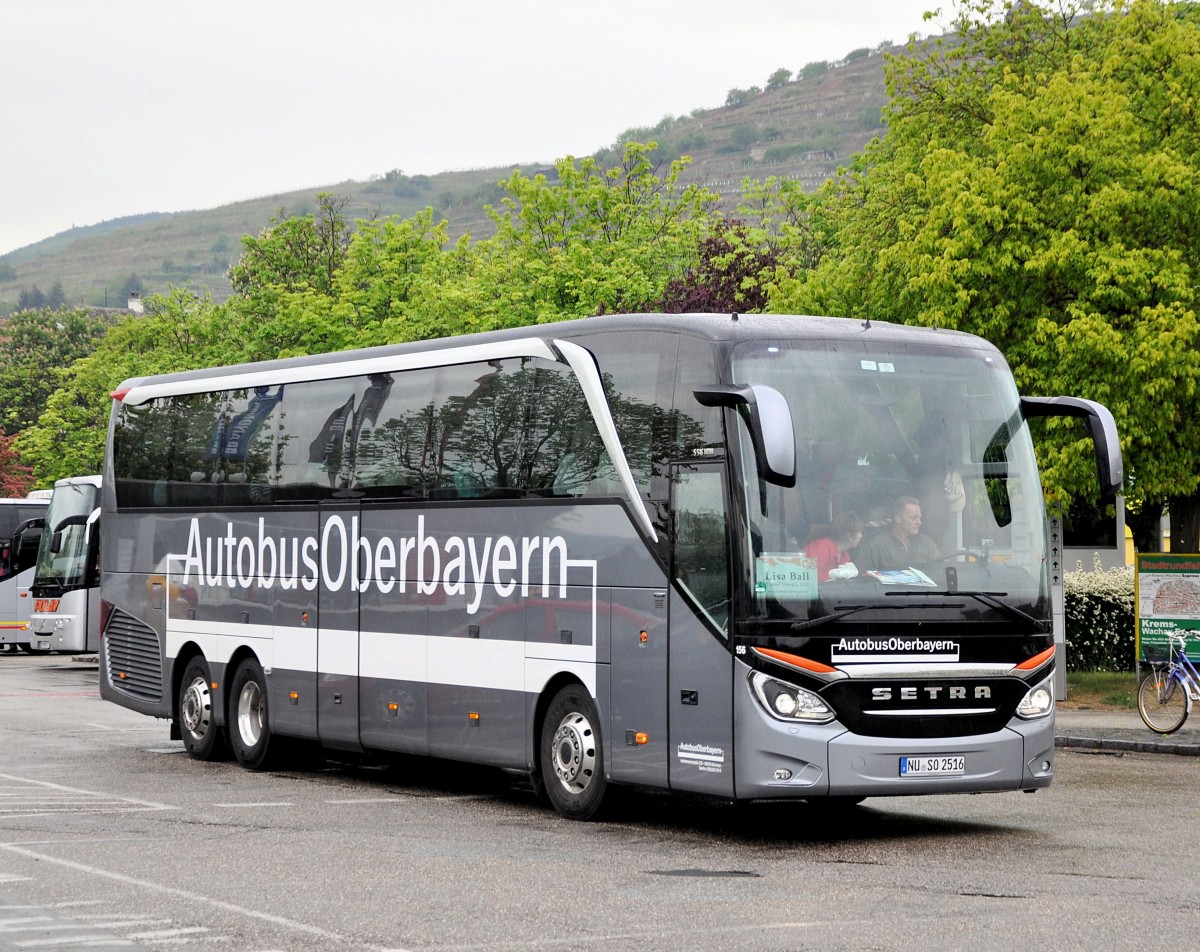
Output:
[212,802,295,808]
[0,843,410,952]
[0,774,174,813]
[124,927,210,939]
[12,938,135,948]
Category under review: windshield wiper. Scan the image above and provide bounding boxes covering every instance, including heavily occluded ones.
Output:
[790,605,871,632]
[884,589,1045,629]
[36,574,65,596]
[732,606,872,641]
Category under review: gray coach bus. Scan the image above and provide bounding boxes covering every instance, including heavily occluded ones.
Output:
[98,313,1121,819]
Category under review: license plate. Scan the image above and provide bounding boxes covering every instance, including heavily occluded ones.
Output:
[900,755,965,777]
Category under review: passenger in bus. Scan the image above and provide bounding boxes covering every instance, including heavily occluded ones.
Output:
[804,513,863,582]
[855,496,940,570]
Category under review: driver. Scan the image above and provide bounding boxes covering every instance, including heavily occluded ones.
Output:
[856,496,940,570]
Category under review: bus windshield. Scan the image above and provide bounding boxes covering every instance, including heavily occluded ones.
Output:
[731,338,1049,627]
[36,483,99,589]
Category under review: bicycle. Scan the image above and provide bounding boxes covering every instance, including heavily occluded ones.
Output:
[1137,633,1200,734]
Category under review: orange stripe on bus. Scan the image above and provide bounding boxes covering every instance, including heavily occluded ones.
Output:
[753,647,838,674]
[1015,646,1055,670]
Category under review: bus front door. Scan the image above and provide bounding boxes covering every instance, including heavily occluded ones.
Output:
[668,461,735,797]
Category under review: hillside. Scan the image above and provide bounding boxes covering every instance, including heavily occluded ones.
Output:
[0,48,892,314]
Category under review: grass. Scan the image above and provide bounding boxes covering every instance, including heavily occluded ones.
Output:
[1063,670,1139,710]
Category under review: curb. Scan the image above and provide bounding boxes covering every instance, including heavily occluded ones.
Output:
[1056,735,1200,756]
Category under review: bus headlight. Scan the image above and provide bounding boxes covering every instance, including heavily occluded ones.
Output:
[1016,675,1055,720]
[749,671,835,724]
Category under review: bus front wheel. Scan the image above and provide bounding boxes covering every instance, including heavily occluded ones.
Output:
[229,658,278,770]
[178,657,228,761]
[540,685,606,820]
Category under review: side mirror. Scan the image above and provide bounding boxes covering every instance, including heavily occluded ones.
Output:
[50,531,63,554]
[1020,396,1124,498]
[694,383,796,488]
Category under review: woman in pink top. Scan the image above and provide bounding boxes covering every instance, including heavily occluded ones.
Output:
[805,513,864,582]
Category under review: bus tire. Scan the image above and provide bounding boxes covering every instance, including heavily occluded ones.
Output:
[178,657,228,761]
[229,657,279,770]
[540,684,606,820]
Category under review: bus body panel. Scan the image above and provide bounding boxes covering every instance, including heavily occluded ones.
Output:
[0,496,48,647]
[317,505,361,750]
[29,477,101,653]
[823,718,1054,796]
[27,585,100,653]
[103,497,664,774]
[667,587,735,797]
[730,656,1054,798]
[0,565,38,647]
[606,585,669,787]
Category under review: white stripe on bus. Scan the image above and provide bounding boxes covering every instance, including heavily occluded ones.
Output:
[164,626,598,696]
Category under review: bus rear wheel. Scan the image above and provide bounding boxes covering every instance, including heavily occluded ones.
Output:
[229,658,279,770]
[540,685,606,820]
[178,657,227,760]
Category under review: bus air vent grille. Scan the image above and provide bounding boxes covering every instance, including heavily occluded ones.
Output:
[103,609,163,702]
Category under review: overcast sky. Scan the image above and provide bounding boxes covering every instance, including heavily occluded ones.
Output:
[1,0,943,256]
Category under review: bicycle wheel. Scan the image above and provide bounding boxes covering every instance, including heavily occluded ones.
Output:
[1138,668,1189,734]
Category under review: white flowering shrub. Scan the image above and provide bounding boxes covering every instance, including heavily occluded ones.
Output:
[1063,558,1135,672]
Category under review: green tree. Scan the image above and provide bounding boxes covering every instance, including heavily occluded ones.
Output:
[770,0,1200,547]
[228,193,355,321]
[724,86,761,107]
[738,175,838,274]
[18,286,46,309]
[15,290,227,481]
[0,308,114,436]
[265,208,450,356]
[119,273,145,301]
[417,142,720,332]
[46,280,66,309]
[766,67,793,89]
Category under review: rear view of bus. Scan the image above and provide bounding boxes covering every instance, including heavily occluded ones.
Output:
[0,493,50,652]
[27,476,102,654]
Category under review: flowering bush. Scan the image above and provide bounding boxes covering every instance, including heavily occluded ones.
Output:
[1064,558,1135,672]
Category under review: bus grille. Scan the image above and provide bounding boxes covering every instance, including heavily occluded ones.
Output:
[104,609,163,702]
[823,678,1028,738]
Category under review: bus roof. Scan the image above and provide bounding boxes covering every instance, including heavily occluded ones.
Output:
[110,312,998,405]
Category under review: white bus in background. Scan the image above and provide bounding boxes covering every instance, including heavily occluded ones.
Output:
[27,476,102,654]
[0,491,50,653]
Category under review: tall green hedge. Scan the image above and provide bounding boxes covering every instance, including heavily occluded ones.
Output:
[1064,562,1135,672]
